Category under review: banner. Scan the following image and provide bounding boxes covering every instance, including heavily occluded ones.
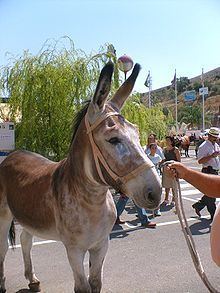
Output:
[144,71,150,87]
[171,70,176,88]
[0,122,15,150]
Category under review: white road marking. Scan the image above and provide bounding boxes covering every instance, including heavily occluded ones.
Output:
[157,215,209,226]
[178,182,193,188]
[111,215,210,233]
[9,239,56,249]
[182,196,197,202]
[181,189,201,196]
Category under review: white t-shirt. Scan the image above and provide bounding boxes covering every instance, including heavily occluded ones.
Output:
[147,153,162,174]
[197,140,220,170]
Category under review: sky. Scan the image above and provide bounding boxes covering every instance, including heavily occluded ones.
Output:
[0,0,220,93]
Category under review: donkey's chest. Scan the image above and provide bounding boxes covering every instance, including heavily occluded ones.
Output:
[55,196,116,246]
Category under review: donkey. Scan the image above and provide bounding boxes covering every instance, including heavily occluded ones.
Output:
[181,135,190,157]
[0,62,161,293]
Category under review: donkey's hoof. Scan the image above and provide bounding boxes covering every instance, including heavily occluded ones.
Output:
[28,281,41,292]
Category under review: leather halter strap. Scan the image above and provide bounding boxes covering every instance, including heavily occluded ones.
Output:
[85,111,154,186]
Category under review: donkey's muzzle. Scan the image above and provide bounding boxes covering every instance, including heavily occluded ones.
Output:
[145,187,162,210]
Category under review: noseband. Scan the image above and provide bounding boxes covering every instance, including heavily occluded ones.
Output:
[85,111,154,186]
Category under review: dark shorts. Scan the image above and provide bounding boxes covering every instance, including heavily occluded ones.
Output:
[202,166,218,175]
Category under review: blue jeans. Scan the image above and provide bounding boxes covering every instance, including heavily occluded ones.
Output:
[116,194,151,225]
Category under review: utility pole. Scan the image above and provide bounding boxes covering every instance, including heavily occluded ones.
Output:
[148,71,152,108]
[201,68,205,130]
[175,80,178,132]
[172,69,178,133]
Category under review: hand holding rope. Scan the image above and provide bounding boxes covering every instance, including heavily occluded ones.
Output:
[161,161,219,293]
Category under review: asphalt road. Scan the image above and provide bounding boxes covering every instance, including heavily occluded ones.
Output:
[4,150,220,293]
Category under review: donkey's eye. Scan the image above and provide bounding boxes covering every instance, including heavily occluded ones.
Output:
[108,137,121,145]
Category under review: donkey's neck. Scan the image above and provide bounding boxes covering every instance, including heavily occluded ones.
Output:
[66,120,109,203]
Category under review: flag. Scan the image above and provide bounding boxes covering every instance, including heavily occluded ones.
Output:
[144,71,150,87]
[171,70,176,88]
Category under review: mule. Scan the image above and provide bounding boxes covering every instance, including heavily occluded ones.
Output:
[181,135,190,157]
[0,62,161,293]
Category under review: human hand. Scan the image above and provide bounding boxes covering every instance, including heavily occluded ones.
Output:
[212,152,220,158]
[166,162,188,179]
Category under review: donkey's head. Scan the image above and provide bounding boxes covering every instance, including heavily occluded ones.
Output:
[86,62,161,210]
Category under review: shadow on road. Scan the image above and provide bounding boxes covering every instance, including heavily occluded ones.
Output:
[189,218,211,235]
[110,220,144,240]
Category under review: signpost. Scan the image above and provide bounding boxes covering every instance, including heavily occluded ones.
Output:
[199,87,208,96]
[200,68,207,130]
[199,86,209,130]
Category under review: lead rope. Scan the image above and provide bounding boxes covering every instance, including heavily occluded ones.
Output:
[165,162,219,293]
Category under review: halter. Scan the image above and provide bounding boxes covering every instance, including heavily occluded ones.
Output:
[85,111,154,186]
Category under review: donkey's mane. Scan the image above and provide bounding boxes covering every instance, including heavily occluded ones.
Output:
[52,100,90,199]
[71,100,90,143]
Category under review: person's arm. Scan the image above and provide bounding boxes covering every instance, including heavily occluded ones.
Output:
[198,152,219,164]
[168,162,220,197]
[211,204,220,266]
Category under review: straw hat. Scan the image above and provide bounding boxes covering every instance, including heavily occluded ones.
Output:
[208,127,220,138]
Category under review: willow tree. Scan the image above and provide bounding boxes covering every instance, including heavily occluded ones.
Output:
[122,93,169,145]
[0,38,119,160]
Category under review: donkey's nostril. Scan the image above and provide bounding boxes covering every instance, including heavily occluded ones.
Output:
[148,190,154,202]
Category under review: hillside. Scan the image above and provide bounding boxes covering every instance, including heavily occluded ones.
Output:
[141,67,220,127]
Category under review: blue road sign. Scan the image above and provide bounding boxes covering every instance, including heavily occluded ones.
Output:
[184,90,196,102]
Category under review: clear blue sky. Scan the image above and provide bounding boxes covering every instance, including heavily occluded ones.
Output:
[0,0,219,93]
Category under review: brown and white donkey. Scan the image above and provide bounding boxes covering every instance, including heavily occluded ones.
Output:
[0,62,161,293]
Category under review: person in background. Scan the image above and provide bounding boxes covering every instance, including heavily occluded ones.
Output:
[162,135,181,205]
[191,127,220,222]
[144,133,165,176]
[147,143,162,216]
[115,193,157,228]
[167,161,220,267]
[195,135,204,158]
[145,133,165,161]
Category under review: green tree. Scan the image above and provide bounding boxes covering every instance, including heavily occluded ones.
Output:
[0,38,172,157]
[192,81,202,92]
[0,38,119,160]
[178,105,202,128]
[122,94,169,145]
[177,77,190,93]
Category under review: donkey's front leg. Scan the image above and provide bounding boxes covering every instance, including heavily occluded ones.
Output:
[88,238,109,293]
[65,245,91,293]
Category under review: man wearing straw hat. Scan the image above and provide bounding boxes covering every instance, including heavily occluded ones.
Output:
[191,127,220,222]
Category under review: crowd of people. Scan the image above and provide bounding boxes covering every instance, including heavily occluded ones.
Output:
[114,127,220,265]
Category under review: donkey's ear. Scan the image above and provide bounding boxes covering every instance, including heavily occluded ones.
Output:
[110,63,141,110]
[91,62,114,111]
